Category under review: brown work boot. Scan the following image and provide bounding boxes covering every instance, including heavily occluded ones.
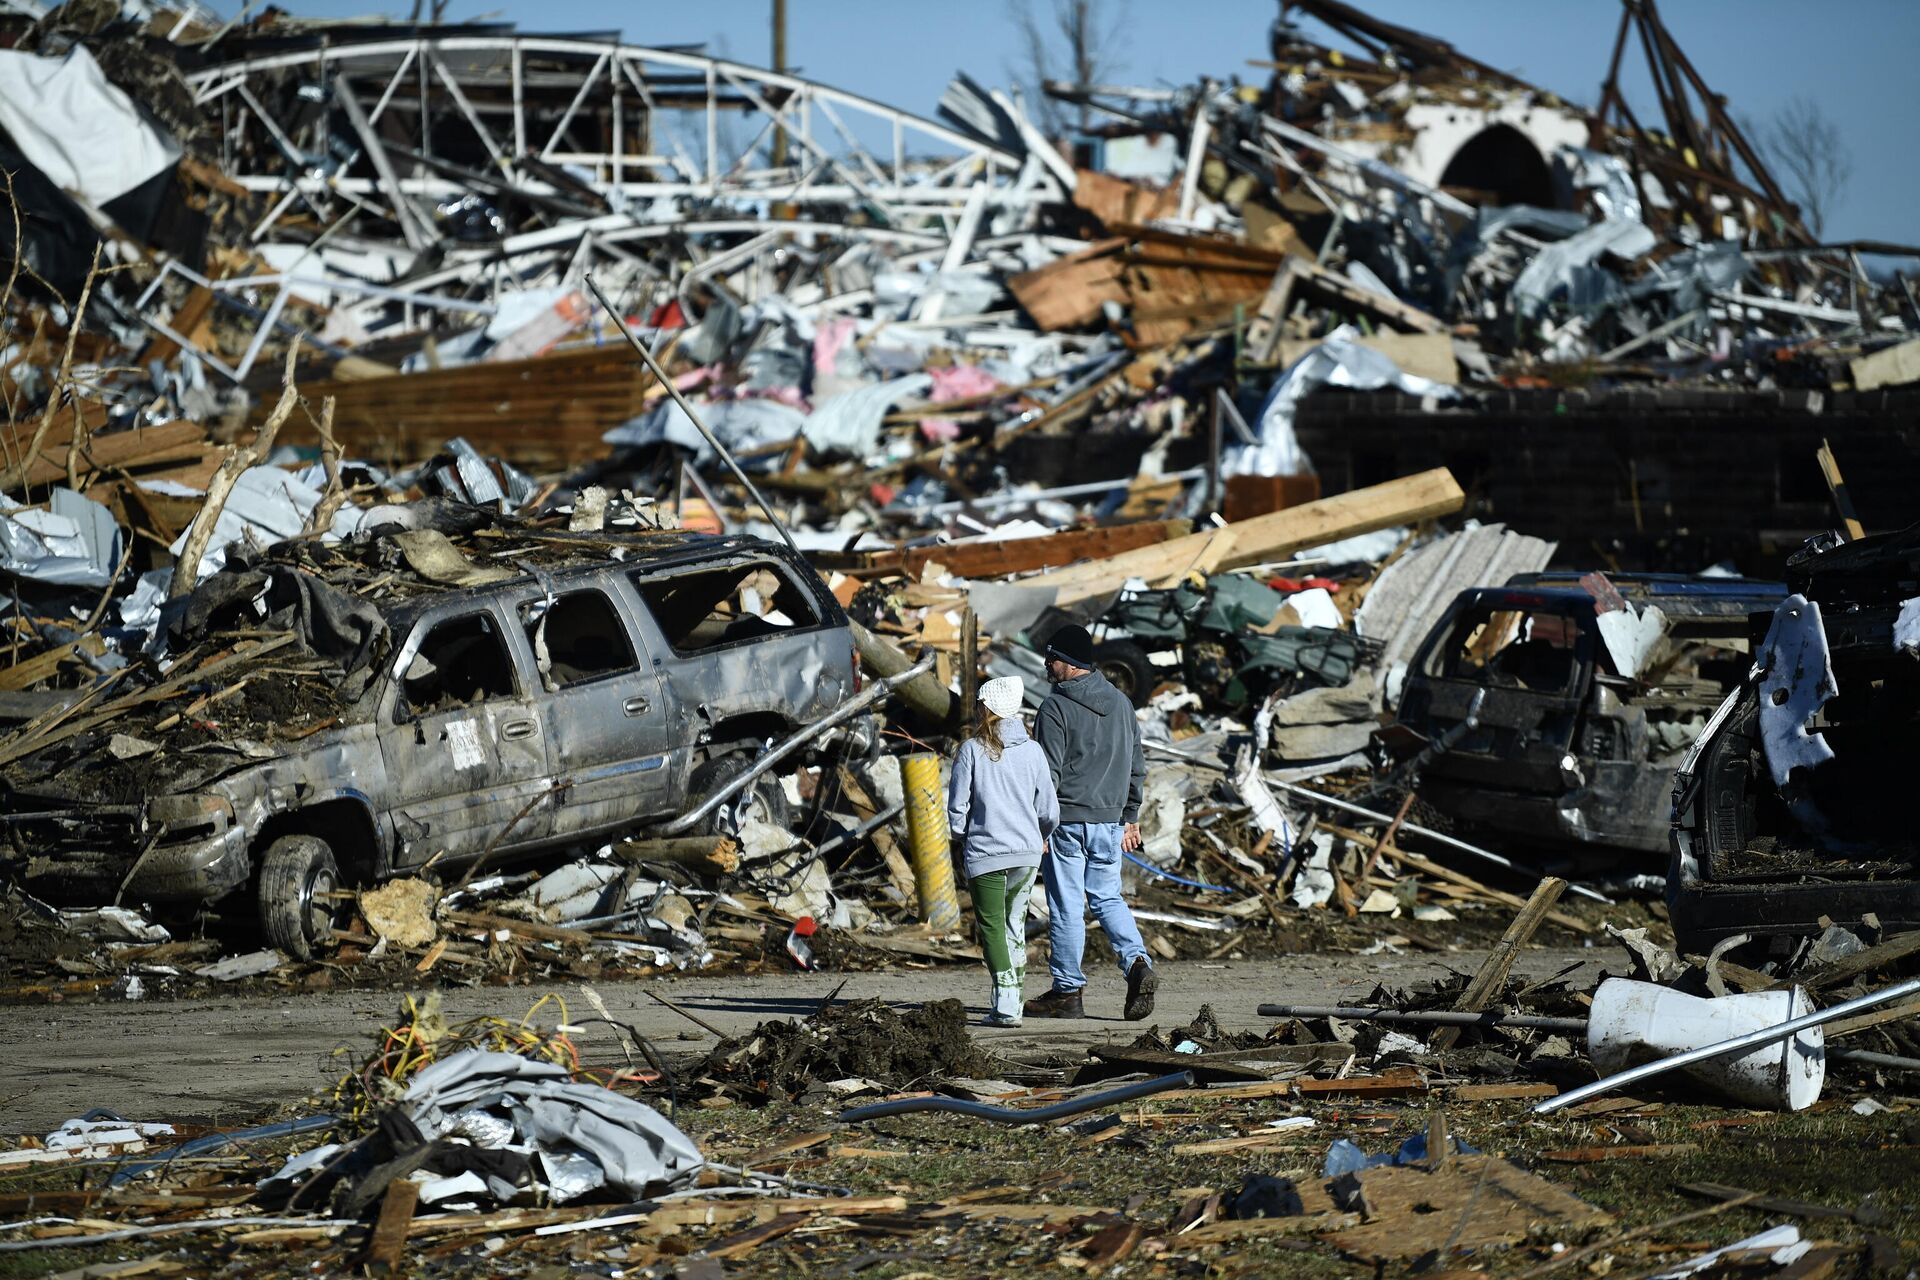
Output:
[1123,958,1157,1021]
[1023,987,1084,1019]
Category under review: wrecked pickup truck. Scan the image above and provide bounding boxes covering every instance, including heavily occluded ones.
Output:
[1,525,859,958]
[1391,572,1784,857]
[1671,525,1920,954]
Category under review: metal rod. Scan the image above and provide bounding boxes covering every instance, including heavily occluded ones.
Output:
[1257,1004,1589,1032]
[1534,976,1920,1115]
[583,272,802,557]
[659,655,935,835]
[1830,1048,1920,1074]
[811,800,907,863]
[840,1071,1196,1124]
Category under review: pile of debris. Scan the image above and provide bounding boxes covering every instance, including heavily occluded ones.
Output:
[0,0,1913,996]
[6,921,1917,1275]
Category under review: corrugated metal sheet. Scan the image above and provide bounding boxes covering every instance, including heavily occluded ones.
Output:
[1355,522,1556,706]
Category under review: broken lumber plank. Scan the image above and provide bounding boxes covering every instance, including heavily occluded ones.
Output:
[1181,1213,1362,1242]
[1077,1044,1318,1086]
[1070,1221,1146,1267]
[701,1213,806,1259]
[813,519,1189,581]
[1294,1068,1428,1099]
[1430,876,1567,1051]
[1171,1133,1319,1156]
[610,835,740,875]
[1540,1144,1699,1163]
[1323,824,1593,935]
[1678,1182,1852,1221]
[1788,930,1920,992]
[440,910,591,946]
[1826,996,1920,1039]
[1446,1081,1560,1102]
[361,1179,420,1275]
[930,1202,1119,1223]
[1023,469,1465,605]
[738,1132,833,1168]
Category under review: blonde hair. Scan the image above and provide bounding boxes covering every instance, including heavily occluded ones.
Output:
[967,703,1006,762]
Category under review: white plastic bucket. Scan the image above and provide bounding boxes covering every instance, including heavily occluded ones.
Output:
[1586,977,1825,1111]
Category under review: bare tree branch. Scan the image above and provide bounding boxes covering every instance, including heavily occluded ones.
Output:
[1004,0,1130,141]
[1756,96,1853,239]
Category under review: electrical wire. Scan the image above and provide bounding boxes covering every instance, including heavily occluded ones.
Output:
[1123,848,1234,893]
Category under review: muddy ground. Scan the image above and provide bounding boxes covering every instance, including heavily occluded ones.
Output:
[2,950,1606,1137]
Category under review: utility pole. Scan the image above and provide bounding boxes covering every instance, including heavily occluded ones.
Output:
[770,0,789,172]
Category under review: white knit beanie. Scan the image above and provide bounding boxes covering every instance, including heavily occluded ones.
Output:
[978,676,1024,719]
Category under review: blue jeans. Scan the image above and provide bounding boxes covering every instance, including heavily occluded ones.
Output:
[1042,821,1150,993]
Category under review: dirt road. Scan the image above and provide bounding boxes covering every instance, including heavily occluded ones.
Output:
[4,947,1601,1136]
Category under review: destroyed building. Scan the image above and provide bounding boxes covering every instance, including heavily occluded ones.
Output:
[1,3,1919,1274]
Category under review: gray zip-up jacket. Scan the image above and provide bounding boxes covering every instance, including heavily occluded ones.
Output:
[946,716,1059,879]
[1035,668,1145,826]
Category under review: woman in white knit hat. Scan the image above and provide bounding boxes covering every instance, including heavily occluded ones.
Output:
[945,675,1059,1026]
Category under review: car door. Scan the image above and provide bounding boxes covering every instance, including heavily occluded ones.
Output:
[1404,597,1589,792]
[379,602,553,868]
[520,582,676,841]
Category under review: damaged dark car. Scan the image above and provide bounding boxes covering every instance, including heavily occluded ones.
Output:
[1,525,860,959]
[1670,525,1920,955]
[1392,571,1784,859]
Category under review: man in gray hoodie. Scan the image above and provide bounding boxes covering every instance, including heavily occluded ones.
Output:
[1024,623,1156,1021]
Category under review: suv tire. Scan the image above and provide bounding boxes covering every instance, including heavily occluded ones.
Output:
[1093,640,1157,708]
[688,753,794,838]
[258,834,341,961]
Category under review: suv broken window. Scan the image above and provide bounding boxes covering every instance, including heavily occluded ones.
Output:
[522,589,636,689]
[1430,606,1581,694]
[632,562,820,655]
[404,612,517,714]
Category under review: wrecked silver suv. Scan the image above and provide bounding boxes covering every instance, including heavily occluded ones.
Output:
[1,526,858,958]
[1671,525,1920,954]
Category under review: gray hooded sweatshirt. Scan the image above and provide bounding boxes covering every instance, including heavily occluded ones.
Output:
[1035,668,1146,826]
[946,716,1059,879]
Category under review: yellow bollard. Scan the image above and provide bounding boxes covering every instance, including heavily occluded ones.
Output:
[901,752,961,931]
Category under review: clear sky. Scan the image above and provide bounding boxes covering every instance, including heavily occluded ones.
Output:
[242,0,1918,246]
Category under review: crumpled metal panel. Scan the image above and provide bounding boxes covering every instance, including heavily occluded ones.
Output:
[1755,593,1837,788]
[1355,523,1557,706]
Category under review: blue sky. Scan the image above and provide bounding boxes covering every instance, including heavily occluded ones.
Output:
[254,1,1917,246]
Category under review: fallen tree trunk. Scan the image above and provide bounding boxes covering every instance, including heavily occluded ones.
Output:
[851,620,952,723]
[611,835,740,875]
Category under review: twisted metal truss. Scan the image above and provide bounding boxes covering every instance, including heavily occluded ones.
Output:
[189,37,1049,258]
[163,35,1067,366]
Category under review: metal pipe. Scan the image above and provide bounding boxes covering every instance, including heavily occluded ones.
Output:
[1831,1048,1920,1074]
[1257,1004,1589,1033]
[584,272,802,557]
[1142,739,1611,904]
[1534,977,1920,1115]
[810,800,906,863]
[659,655,934,835]
[839,1070,1196,1124]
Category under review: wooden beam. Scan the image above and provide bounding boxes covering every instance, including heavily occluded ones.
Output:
[1023,468,1464,605]
[1815,438,1867,540]
[361,1179,420,1276]
[811,519,1189,580]
[610,835,740,875]
[1429,876,1567,1051]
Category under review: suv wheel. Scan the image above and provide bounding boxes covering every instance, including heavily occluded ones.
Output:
[258,835,341,961]
[1093,640,1156,708]
[689,753,794,838]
